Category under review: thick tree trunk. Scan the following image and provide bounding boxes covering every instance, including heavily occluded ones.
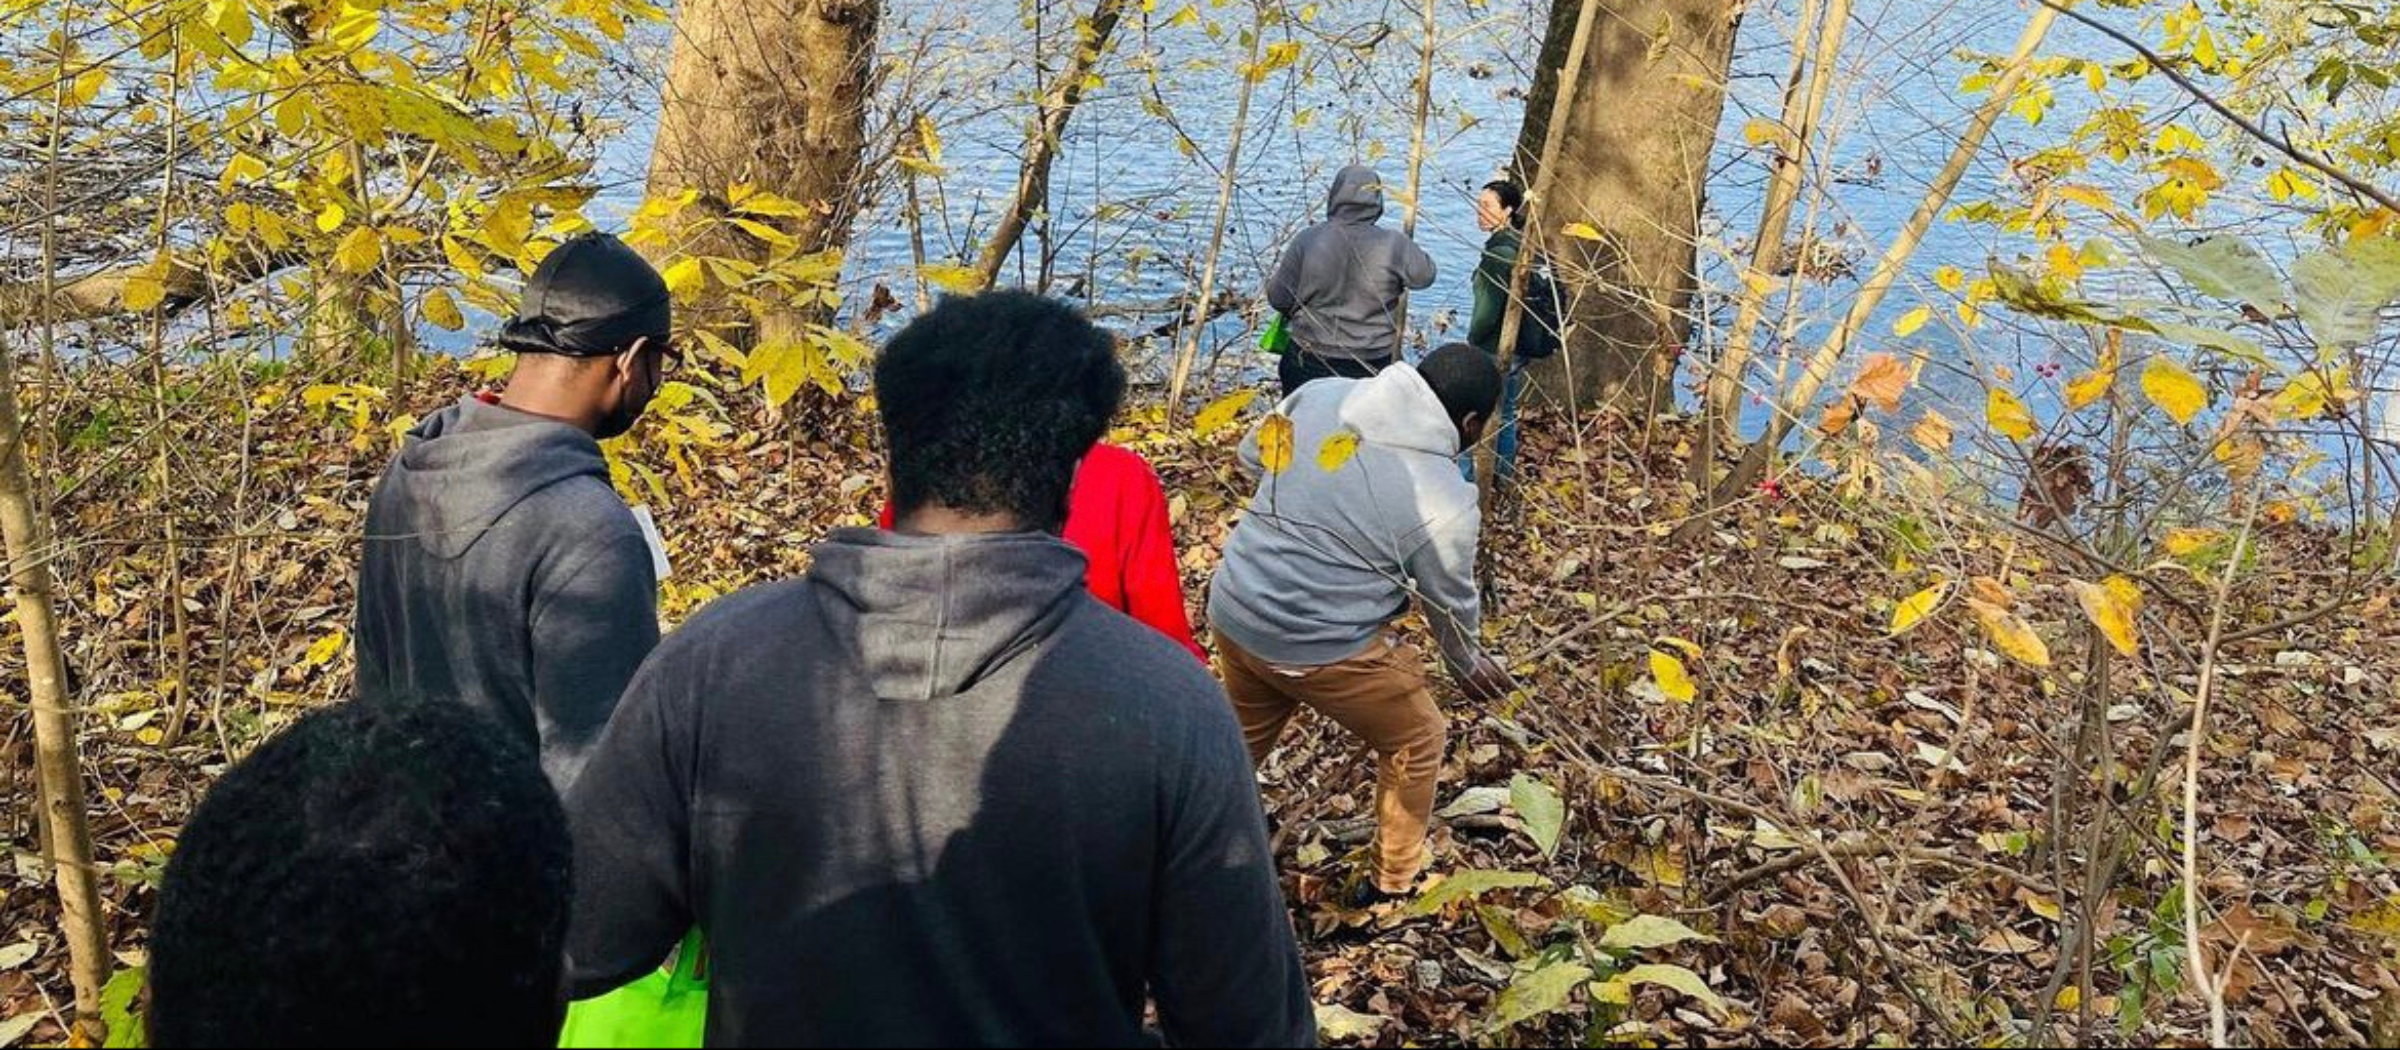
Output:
[1515,0,1741,413]
[647,0,880,340]
[0,342,108,1039]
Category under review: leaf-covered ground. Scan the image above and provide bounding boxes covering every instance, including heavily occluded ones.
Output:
[6,364,2400,1046]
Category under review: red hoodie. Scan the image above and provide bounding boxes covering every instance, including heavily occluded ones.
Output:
[880,443,1206,663]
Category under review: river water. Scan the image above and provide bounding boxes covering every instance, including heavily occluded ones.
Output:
[575,0,2363,441]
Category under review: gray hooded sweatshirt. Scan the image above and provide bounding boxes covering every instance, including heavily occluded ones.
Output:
[1265,164,1438,360]
[564,529,1314,1047]
[1208,363,1485,673]
[354,396,659,789]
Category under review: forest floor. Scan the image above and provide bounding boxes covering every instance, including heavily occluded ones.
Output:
[7,359,2400,1046]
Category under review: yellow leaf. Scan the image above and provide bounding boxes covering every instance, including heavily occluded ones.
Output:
[121,259,168,312]
[2163,528,2222,557]
[1894,305,1931,337]
[2056,984,2082,1012]
[1969,599,2051,668]
[1316,427,1361,472]
[1742,118,1781,147]
[1561,222,1603,242]
[1890,581,1950,635]
[2084,61,2106,94]
[1258,413,1294,474]
[1911,411,1954,452]
[661,257,704,296]
[1655,636,1703,660]
[1986,388,2037,441]
[70,68,107,106]
[2063,372,2111,412]
[1193,388,1258,437]
[302,629,348,669]
[2141,356,2208,425]
[316,202,348,233]
[421,287,464,331]
[2024,894,2064,922]
[918,263,987,295]
[1935,266,1966,293]
[1649,649,1697,703]
[334,227,383,274]
[2072,578,2140,657]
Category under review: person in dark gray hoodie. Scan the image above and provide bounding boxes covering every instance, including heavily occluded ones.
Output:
[564,291,1314,1047]
[1265,164,1437,395]
[354,231,676,790]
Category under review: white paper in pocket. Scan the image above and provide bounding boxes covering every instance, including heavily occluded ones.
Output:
[630,505,673,581]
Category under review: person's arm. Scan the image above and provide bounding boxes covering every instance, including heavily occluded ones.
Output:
[1115,459,1208,663]
[1402,236,1437,291]
[1265,238,1304,316]
[530,530,660,789]
[1150,695,1319,1047]
[1467,234,1518,352]
[1403,500,1501,697]
[562,655,694,998]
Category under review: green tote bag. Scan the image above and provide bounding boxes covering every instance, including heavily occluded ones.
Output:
[558,930,708,1049]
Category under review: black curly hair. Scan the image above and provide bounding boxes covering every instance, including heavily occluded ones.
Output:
[876,290,1127,533]
[147,698,571,1048]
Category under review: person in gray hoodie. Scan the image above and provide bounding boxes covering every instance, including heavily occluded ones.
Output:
[1265,164,1437,395]
[564,291,1314,1047]
[354,231,675,790]
[1210,342,1509,905]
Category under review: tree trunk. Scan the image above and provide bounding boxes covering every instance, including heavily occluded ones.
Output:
[975,0,1128,287]
[0,343,109,1039]
[1515,0,1741,413]
[647,0,880,340]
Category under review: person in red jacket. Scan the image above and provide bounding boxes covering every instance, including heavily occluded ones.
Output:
[881,441,1206,663]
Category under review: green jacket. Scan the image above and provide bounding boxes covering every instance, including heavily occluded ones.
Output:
[1467,226,1522,355]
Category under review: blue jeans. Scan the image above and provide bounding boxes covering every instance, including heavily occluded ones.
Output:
[1459,367,1524,483]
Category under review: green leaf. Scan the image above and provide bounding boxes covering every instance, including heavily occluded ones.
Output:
[2136,234,2282,314]
[1406,869,1553,917]
[101,965,147,1048]
[2294,240,2400,351]
[1599,913,1718,952]
[1613,963,1731,1019]
[1485,962,1592,1034]
[1510,773,1566,860]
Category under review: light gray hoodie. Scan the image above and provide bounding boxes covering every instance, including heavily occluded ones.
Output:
[1265,165,1438,360]
[354,396,659,789]
[1207,363,1484,672]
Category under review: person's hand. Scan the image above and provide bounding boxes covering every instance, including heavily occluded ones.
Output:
[1457,652,1511,704]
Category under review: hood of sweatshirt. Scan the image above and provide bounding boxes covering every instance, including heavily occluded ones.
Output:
[807,528,1089,701]
[1326,164,1386,225]
[378,397,611,560]
[1332,362,1460,458]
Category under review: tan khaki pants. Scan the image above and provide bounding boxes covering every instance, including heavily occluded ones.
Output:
[1217,634,1447,893]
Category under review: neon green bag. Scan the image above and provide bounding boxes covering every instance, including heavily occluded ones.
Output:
[558,930,708,1049]
[1259,313,1292,356]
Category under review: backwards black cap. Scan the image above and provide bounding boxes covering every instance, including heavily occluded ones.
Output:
[495,231,671,357]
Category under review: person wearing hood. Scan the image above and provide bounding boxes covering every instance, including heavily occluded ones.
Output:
[1265,164,1437,395]
[354,231,675,790]
[1209,342,1511,906]
[562,291,1314,1047]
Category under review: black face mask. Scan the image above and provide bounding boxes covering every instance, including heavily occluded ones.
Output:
[594,394,642,441]
[592,346,658,441]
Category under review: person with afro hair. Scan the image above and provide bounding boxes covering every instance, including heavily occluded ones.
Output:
[564,290,1312,1046]
[147,697,572,1047]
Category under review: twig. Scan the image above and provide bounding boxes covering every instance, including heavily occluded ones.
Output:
[1708,840,2063,904]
